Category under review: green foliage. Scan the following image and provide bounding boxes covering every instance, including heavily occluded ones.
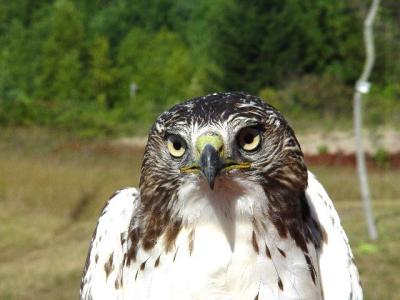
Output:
[116,28,195,123]
[36,0,85,101]
[88,36,115,108]
[357,243,380,255]
[318,144,329,155]
[364,85,400,128]
[0,0,398,136]
[210,0,364,92]
[373,148,390,169]
[259,75,354,120]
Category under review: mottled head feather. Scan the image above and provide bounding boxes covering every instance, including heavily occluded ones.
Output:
[143,91,307,193]
[154,92,285,132]
[130,92,319,257]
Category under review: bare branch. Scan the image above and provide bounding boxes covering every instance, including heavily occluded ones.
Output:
[353,0,380,241]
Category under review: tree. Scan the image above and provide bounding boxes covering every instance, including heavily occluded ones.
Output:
[211,0,363,92]
[88,36,115,108]
[36,0,85,102]
[117,28,194,122]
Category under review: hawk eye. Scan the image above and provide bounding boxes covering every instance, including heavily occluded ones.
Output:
[237,127,261,152]
[167,135,186,158]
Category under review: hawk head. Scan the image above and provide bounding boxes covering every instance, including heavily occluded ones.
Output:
[138,92,308,240]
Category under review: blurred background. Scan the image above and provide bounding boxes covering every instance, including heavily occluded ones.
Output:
[0,1,399,299]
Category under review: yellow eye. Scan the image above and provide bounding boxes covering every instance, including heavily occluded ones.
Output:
[237,127,261,151]
[167,135,186,158]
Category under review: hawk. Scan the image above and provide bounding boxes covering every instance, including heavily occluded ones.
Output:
[80,92,362,299]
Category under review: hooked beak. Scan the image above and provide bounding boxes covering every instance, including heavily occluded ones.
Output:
[196,132,224,190]
[180,132,251,190]
[200,144,222,189]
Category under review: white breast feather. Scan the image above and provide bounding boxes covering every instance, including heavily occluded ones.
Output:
[81,172,362,300]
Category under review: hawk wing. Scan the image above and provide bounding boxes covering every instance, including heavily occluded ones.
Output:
[80,188,139,300]
[306,171,363,300]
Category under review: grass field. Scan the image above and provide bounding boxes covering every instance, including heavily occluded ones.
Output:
[0,128,399,299]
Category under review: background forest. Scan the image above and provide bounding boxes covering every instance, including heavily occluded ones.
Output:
[0,0,399,136]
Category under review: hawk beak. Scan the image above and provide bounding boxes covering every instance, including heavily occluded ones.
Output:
[197,133,224,190]
[200,144,222,189]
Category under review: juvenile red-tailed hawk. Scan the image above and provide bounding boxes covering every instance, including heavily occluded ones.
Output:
[81,92,362,299]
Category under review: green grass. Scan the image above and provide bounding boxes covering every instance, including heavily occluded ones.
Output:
[0,128,399,299]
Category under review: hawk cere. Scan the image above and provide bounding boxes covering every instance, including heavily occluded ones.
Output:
[80,92,362,299]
